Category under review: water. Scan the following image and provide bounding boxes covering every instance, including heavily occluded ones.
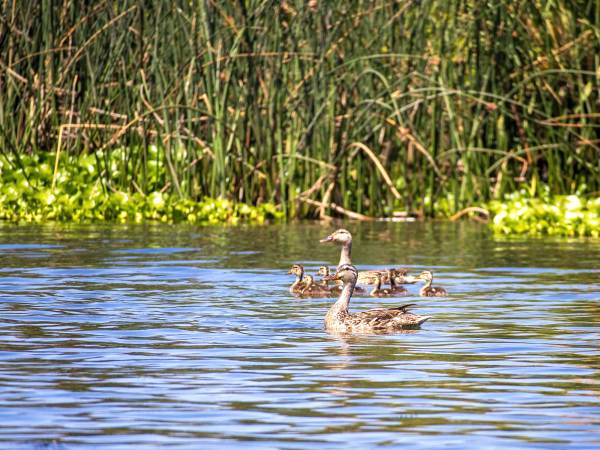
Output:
[0,222,599,449]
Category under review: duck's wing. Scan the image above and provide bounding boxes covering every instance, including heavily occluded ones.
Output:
[388,303,417,312]
[349,305,429,329]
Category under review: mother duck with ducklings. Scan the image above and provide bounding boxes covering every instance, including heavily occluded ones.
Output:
[318,228,432,333]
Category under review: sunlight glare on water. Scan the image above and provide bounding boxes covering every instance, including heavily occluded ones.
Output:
[0,222,599,449]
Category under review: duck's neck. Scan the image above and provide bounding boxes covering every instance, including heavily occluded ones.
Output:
[338,241,352,268]
[419,278,432,296]
[291,271,304,290]
[319,269,329,286]
[388,272,396,288]
[328,279,354,317]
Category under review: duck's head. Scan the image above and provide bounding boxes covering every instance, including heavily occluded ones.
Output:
[415,270,433,283]
[304,274,315,285]
[288,264,304,277]
[317,266,330,277]
[323,263,358,284]
[319,228,352,245]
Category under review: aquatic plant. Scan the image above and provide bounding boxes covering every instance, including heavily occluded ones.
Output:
[0,1,598,219]
[0,151,281,224]
[488,189,600,238]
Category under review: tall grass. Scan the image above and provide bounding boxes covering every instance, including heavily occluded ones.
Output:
[1,0,598,218]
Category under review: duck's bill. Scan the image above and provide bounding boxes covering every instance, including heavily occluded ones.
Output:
[319,235,333,243]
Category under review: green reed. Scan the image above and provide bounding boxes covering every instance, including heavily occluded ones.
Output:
[0,0,598,219]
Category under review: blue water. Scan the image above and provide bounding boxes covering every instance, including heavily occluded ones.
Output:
[0,222,599,449]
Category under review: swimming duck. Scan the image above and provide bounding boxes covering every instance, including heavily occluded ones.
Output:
[287,264,308,294]
[369,272,394,297]
[387,269,409,296]
[300,274,332,297]
[323,264,431,333]
[415,270,448,297]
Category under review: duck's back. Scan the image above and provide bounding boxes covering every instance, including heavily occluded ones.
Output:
[344,307,430,332]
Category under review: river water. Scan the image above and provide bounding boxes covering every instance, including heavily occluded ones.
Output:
[0,222,599,449]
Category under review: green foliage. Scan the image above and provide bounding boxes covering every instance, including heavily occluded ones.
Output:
[0,1,598,219]
[488,189,600,238]
[0,152,282,224]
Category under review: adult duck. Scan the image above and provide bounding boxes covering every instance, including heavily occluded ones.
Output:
[323,264,431,333]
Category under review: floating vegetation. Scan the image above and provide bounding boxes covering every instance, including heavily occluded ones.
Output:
[488,189,600,238]
[0,152,281,224]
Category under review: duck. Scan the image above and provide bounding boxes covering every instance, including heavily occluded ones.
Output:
[387,269,410,295]
[369,272,394,297]
[300,274,332,297]
[323,264,431,333]
[287,264,308,294]
[414,270,448,297]
[318,265,368,295]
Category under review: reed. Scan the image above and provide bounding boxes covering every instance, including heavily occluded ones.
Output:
[1,0,598,219]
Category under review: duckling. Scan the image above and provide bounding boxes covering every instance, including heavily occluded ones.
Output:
[387,269,409,296]
[369,272,393,297]
[287,264,308,294]
[414,270,448,297]
[300,274,332,297]
[324,264,431,333]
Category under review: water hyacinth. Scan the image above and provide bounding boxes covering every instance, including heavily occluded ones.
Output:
[0,152,281,225]
[488,190,600,237]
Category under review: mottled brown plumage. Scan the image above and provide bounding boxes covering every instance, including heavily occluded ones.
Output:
[415,270,448,297]
[324,264,431,333]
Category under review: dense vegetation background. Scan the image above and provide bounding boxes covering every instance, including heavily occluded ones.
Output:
[1,1,599,224]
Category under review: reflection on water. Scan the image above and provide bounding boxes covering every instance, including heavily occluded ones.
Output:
[0,222,599,449]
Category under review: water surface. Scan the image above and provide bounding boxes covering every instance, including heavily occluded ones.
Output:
[1,222,599,449]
